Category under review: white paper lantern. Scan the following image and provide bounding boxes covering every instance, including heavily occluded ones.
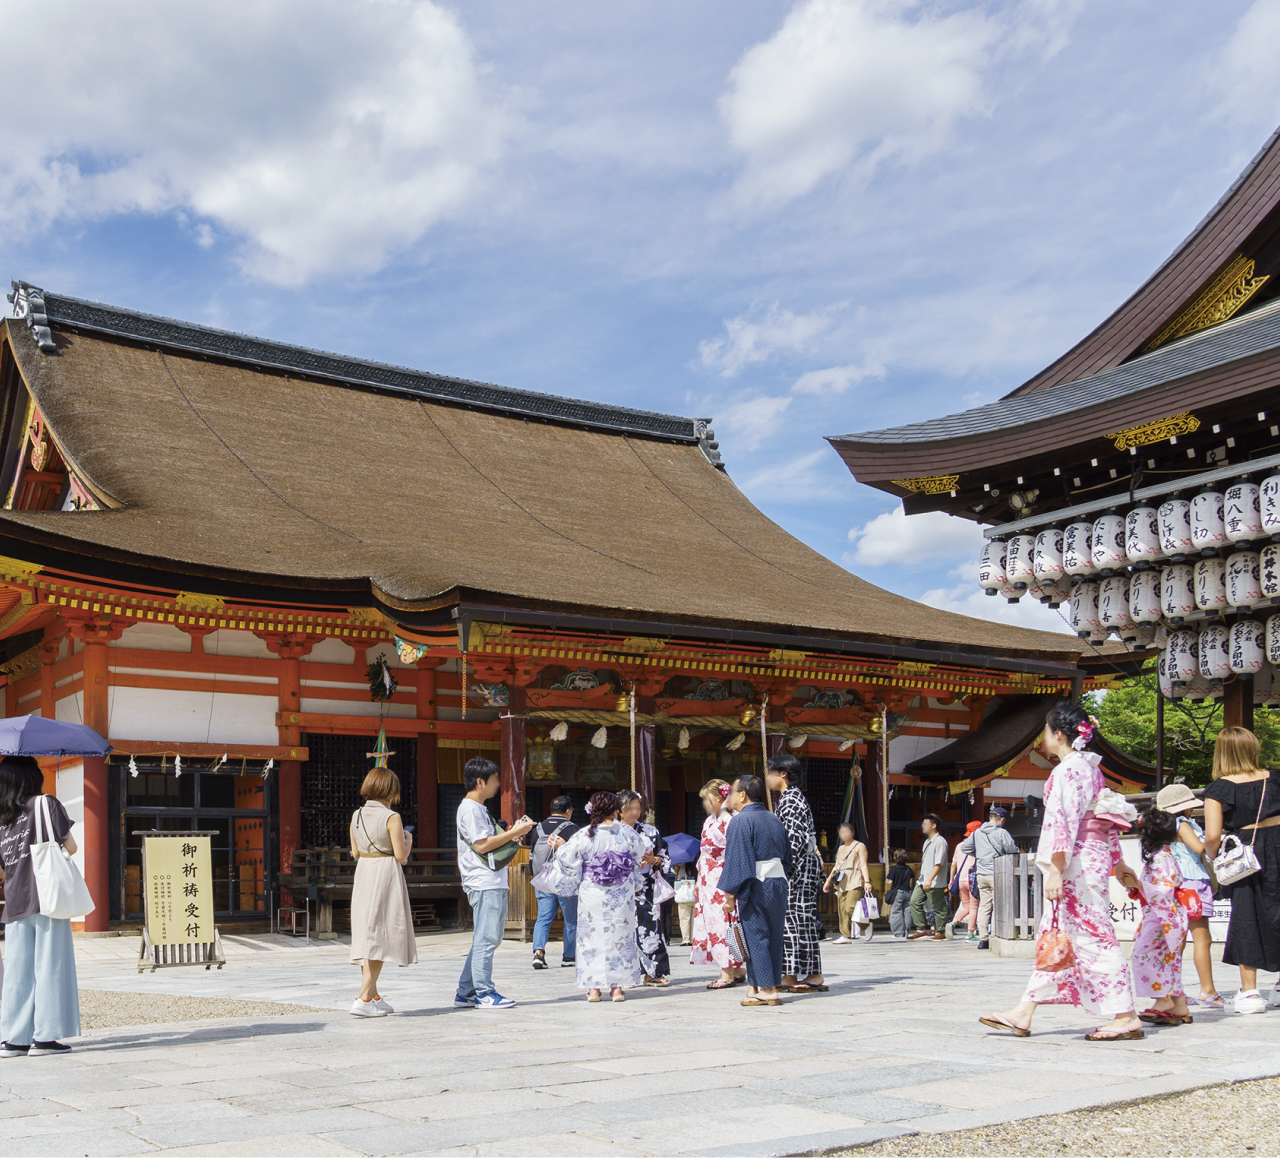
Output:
[1099,576,1134,631]
[978,540,1007,595]
[1157,648,1177,699]
[1070,581,1101,637]
[1161,563,1195,623]
[1199,622,1231,682]
[999,575,1022,603]
[1063,521,1096,577]
[1225,480,1264,544]
[1133,622,1158,647]
[1191,489,1227,554]
[1039,576,1072,608]
[1158,498,1193,561]
[1253,661,1272,706]
[1006,534,1036,590]
[1091,513,1126,574]
[1125,506,1161,567]
[1262,474,1280,540]
[1025,574,1047,604]
[1262,544,1280,604]
[1268,613,1280,666]
[1168,629,1197,685]
[1186,665,1216,702]
[1227,550,1262,608]
[1033,527,1064,581]
[1230,619,1266,674]
[1194,556,1228,611]
[1129,569,1162,624]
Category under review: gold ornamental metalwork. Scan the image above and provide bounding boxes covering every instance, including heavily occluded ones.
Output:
[1143,252,1269,351]
[1106,411,1201,451]
[889,474,960,495]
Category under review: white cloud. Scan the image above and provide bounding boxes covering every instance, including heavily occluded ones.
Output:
[735,448,843,502]
[919,578,1072,634]
[792,358,885,394]
[1214,1,1280,123]
[845,506,982,567]
[0,1,505,285]
[698,302,839,377]
[713,394,793,451]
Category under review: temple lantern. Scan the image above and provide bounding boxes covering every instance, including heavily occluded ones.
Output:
[1262,544,1280,604]
[1168,628,1197,685]
[1125,506,1161,567]
[978,539,1007,595]
[1099,576,1134,632]
[1161,563,1195,623]
[1040,575,1072,608]
[1069,581,1101,638]
[1268,613,1280,665]
[1226,550,1263,608]
[1033,527,1064,581]
[999,575,1022,603]
[1254,662,1280,707]
[1025,574,1047,604]
[1186,663,1215,703]
[1199,621,1231,683]
[1230,619,1266,674]
[1063,521,1096,577]
[1006,533,1036,590]
[1225,479,1264,544]
[1129,569,1162,624]
[1262,474,1280,540]
[1158,497,1193,561]
[1194,556,1228,611]
[1191,488,1227,555]
[1091,513,1126,575]
[1133,622,1158,647]
[1157,649,1177,700]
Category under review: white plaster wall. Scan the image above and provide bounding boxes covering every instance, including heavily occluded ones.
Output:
[300,698,416,719]
[56,691,85,725]
[204,630,275,659]
[887,733,950,773]
[106,686,278,745]
[305,638,356,665]
[55,762,85,878]
[109,623,190,653]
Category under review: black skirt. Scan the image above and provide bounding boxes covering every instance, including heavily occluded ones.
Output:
[1221,823,1280,972]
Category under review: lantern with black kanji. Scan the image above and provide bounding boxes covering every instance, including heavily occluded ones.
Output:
[1063,520,1096,577]
[1225,479,1263,544]
[1070,581,1101,638]
[1226,550,1262,609]
[978,539,1007,596]
[1230,619,1265,674]
[1194,557,1228,612]
[1262,473,1280,540]
[1199,622,1231,684]
[1158,496,1193,561]
[1091,513,1126,575]
[1161,563,1195,623]
[1033,526,1064,581]
[1129,569,1162,625]
[1191,488,1227,555]
[1125,506,1160,567]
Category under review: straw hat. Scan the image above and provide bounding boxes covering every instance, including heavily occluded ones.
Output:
[1155,783,1197,814]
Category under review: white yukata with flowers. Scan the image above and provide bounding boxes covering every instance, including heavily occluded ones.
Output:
[1022,751,1138,1017]
[537,820,651,990]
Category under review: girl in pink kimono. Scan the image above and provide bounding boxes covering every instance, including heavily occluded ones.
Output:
[981,701,1145,1042]
[1131,809,1191,1026]
[690,779,745,989]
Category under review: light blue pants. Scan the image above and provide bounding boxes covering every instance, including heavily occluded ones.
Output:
[532,890,578,959]
[457,888,508,999]
[1,914,80,1045]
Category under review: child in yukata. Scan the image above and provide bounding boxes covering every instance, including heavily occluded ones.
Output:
[1131,808,1191,1027]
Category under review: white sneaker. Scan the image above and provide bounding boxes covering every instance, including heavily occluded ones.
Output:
[373,997,394,1014]
[831,936,852,945]
[350,998,387,1018]
[1235,990,1268,1015]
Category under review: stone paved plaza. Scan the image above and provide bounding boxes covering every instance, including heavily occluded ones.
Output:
[0,930,1275,1157]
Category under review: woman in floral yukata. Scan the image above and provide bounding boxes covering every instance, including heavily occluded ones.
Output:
[538,790,655,1003]
[981,700,1145,1042]
[690,778,745,989]
[1129,808,1191,1026]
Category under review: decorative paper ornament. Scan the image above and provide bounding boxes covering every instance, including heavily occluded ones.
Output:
[590,726,608,749]
[1199,622,1231,683]
[1129,569,1162,624]
[366,658,398,702]
[1262,474,1280,540]
[1125,506,1161,567]
[1158,497,1193,561]
[1230,620,1266,674]
[1225,480,1264,544]
[787,734,808,750]
[1039,576,1072,608]
[1267,613,1280,665]
[1227,550,1262,608]
[549,722,569,742]
[1063,521,1096,577]
[1070,581,1101,638]
[1006,534,1036,589]
[1091,513,1126,574]
[1191,489,1227,554]
[1261,544,1280,604]
[978,540,1007,595]
[838,738,856,752]
[1194,556,1228,611]
[1161,563,1195,623]
[1168,628,1197,685]
[129,755,138,778]
[174,754,183,778]
[264,759,274,775]
[1099,576,1134,631]
[678,726,690,749]
[725,732,745,751]
[1033,527,1065,581]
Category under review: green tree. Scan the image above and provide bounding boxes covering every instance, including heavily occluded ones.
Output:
[1085,661,1280,787]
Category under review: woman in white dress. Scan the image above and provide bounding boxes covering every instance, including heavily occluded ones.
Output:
[539,790,654,1002]
[349,768,417,1017]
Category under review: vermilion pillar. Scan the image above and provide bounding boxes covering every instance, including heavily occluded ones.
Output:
[268,635,311,879]
[80,635,111,933]
[417,663,438,848]
[863,739,885,863]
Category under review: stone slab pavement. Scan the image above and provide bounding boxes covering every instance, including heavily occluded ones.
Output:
[1,930,1275,1156]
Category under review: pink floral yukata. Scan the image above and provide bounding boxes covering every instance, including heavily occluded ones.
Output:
[690,809,744,969]
[1022,752,1137,1017]
[1130,847,1188,1003]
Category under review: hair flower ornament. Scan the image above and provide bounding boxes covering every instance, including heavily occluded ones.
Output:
[1072,714,1099,751]
[584,800,594,815]
[718,783,731,800]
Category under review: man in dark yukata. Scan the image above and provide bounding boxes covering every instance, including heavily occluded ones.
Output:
[719,774,792,1007]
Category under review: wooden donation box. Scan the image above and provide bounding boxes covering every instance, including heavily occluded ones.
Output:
[136,830,226,973]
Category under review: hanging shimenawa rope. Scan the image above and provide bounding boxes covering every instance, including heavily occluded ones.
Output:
[881,704,889,865]
[760,691,772,811]
[629,687,637,791]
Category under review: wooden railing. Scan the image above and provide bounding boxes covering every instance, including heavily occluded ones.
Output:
[991,853,1043,940]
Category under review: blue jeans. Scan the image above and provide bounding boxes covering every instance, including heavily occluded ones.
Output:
[1,914,80,1045]
[532,889,578,959]
[457,888,508,999]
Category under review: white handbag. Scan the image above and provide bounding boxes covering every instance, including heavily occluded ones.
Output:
[31,795,95,920]
[1213,779,1268,887]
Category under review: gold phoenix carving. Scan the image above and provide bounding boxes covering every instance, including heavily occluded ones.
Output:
[890,474,960,495]
[1106,411,1201,451]
[1144,253,1269,352]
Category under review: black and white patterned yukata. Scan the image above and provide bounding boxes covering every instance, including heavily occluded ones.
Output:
[776,785,822,978]
[635,821,671,979]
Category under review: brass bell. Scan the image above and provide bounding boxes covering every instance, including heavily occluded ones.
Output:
[867,715,883,735]
[616,694,631,713]
[739,706,757,727]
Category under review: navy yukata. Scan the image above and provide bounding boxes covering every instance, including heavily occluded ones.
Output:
[718,803,792,989]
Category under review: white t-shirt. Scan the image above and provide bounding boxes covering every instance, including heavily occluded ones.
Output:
[456,798,508,892]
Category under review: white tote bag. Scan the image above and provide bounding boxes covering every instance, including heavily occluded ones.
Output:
[30,795,94,920]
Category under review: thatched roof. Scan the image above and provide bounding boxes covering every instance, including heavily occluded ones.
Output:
[0,290,1084,662]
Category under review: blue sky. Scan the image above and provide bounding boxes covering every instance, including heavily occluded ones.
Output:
[5,0,1280,634]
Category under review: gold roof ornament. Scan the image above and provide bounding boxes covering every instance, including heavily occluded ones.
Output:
[889,474,960,495]
[1105,411,1200,451]
[1143,253,1270,352]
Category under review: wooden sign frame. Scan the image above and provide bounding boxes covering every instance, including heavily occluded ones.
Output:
[134,830,226,974]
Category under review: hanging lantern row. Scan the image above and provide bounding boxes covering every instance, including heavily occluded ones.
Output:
[1153,619,1280,707]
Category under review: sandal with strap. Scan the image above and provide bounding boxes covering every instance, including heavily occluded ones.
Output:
[706,978,742,990]
[1085,1027,1145,1041]
[979,1015,1030,1038]
[741,996,782,1007]
[1138,1007,1184,1025]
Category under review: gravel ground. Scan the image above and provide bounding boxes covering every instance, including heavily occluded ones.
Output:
[77,989,329,1030]
[839,1079,1280,1157]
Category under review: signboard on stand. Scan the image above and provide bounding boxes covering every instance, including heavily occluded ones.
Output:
[136,830,226,973]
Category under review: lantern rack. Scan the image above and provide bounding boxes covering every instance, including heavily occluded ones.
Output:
[983,450,1280,540]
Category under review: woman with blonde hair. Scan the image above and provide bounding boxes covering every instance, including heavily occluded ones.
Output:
[349,767,417,1017]
[1203,726,1280,1015]
[690,778,745,988]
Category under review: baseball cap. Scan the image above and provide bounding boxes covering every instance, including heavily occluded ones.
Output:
[990,806,1009,819]
[1155,783,1197,814]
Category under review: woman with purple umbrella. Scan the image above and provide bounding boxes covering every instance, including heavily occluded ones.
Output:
[536,790,655,1003]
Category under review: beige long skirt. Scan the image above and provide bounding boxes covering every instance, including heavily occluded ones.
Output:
[350,857,418,966]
